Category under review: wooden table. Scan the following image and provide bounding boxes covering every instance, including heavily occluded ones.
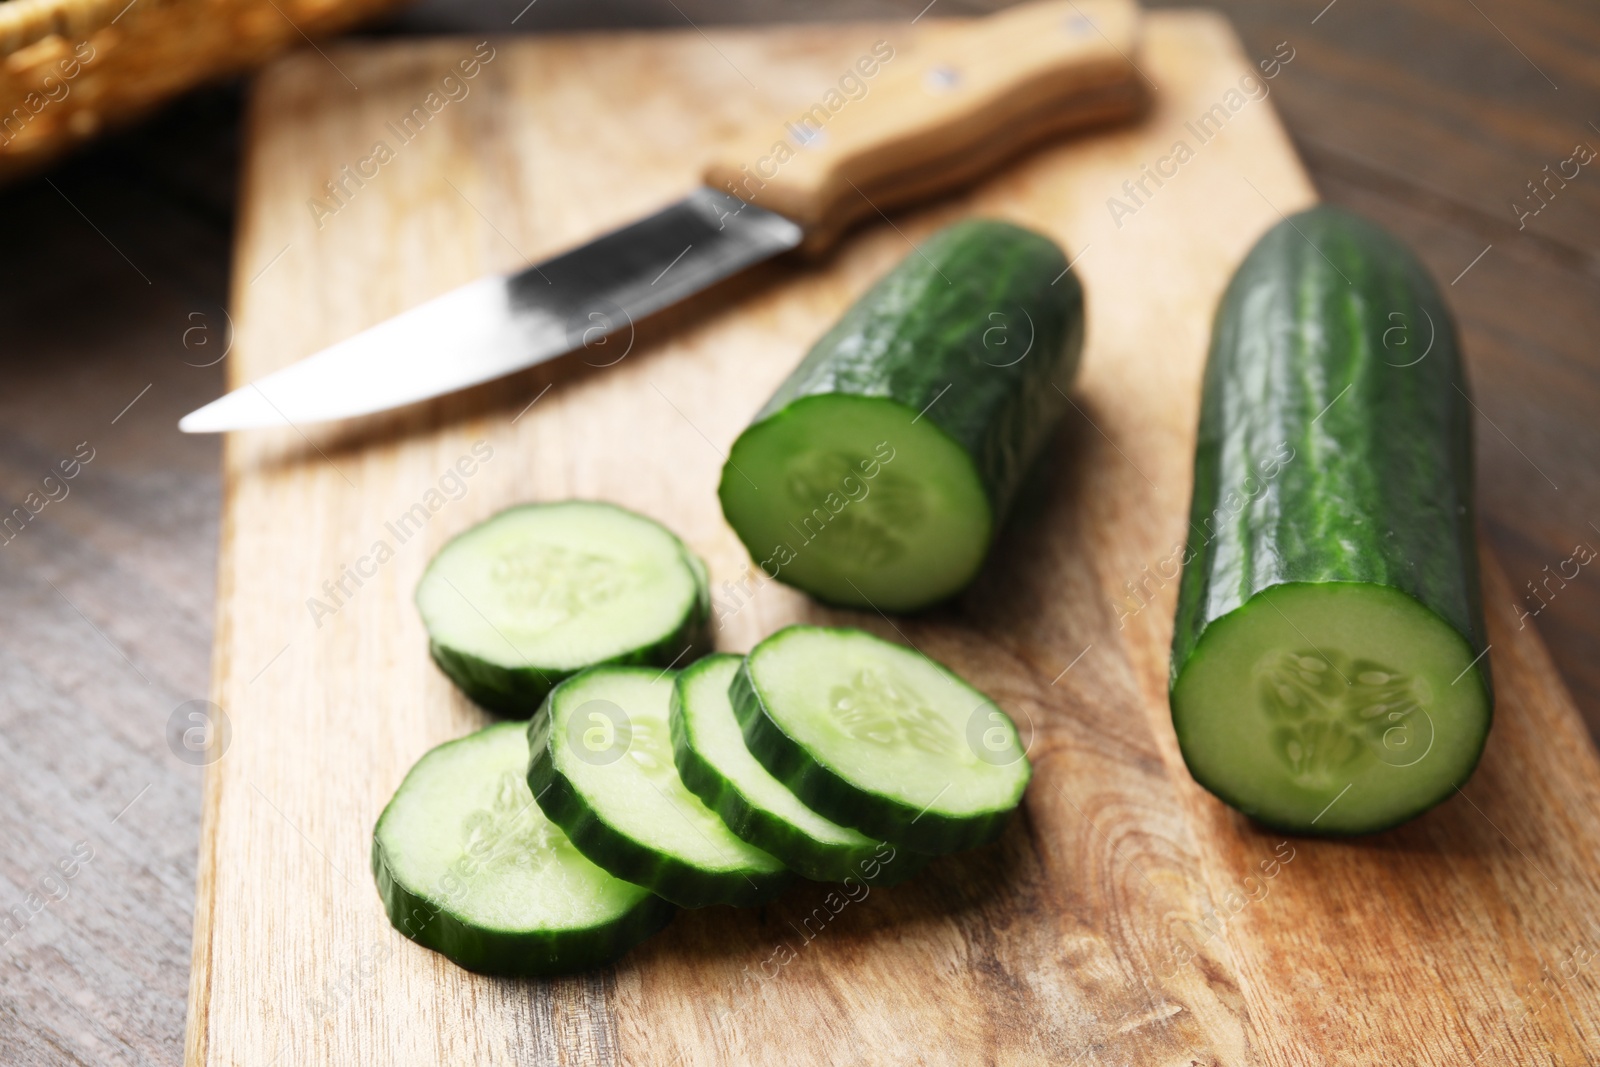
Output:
[0,1,1593,1063]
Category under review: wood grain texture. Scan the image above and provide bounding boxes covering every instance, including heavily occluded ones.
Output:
[188,12,1600,1067]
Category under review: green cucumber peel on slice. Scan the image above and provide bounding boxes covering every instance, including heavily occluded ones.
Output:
[1170,205,1493,836]
[372,721,673,976]
[416,501,709,716]
[719,218,1084,612]
[731,625,1031,854]
[670,653,930,885]
[528,665,791,908]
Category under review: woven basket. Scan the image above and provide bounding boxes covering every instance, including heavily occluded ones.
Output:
[0,0,407,182]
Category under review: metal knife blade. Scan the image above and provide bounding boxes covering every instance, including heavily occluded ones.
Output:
[178,187,801,432]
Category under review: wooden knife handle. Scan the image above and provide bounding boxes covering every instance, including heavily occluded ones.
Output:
[702,0,1146,254]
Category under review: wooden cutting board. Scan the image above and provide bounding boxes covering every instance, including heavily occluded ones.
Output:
[186,12,1600,1066]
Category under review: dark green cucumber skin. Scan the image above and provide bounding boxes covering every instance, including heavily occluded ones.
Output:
[526,676,791,909]
[726,217,1084,528]
[370,837,674,977]
[422,529,711,718]
[428,609,708,718]
[729,645,1018,856]
[667,656,930,885]
[426,641,550,718]
[1170,205,1493,831]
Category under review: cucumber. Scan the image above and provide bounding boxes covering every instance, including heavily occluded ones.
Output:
[1170,205,1493,836]
[371,722,673,976]
[527,666,791,908]
[670,653,929,884]
[416,501,709,715]
[718,219,1084,612]
[732,625,1030,854]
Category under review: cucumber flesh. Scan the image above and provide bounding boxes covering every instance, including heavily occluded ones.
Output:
[372,722,673,976]
[720,399,989,611]
[528,666,790,908]
[1172,583,1488,834]
[671,654,927,884]
[733,625,1030,854]
[416,501,708,715]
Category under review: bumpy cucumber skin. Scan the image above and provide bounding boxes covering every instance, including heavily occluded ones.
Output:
[719,219,1084,604]
[419,504,712,717]
[526,670,791,909]
[668,655,931,885]
[370,835,673,977]
[748,219,1084,517]
[729,630,1027,855]
[1170,205,1493,834]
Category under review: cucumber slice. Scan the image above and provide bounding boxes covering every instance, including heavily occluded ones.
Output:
[416,501,709,715]
[732,626,1030,854]
[670,654,929,884]
[719,219,1084,612]
[1171,206,1493,834]
[528,666,791,908]
[372,722,673,976]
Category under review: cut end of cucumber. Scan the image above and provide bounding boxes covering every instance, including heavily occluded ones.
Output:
[1171,582,1492,835]
[416,501,707,713]
[719,395,991,612]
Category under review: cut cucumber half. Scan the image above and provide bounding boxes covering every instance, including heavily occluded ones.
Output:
[528,666,791,908]
[416,501,709,715]
[719,219,1084,612]
[372,721,673,976]
[732,626,1030,854]
[670,654,929,885]
[1171,206,1493,835]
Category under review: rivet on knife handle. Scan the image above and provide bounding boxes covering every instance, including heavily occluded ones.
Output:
[702,0,1147,255]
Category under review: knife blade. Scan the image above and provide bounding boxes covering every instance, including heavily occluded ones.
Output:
[179,189,799,432]
[180,0,1145,433]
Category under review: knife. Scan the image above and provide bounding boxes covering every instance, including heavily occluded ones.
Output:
[179,0,1144,433]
